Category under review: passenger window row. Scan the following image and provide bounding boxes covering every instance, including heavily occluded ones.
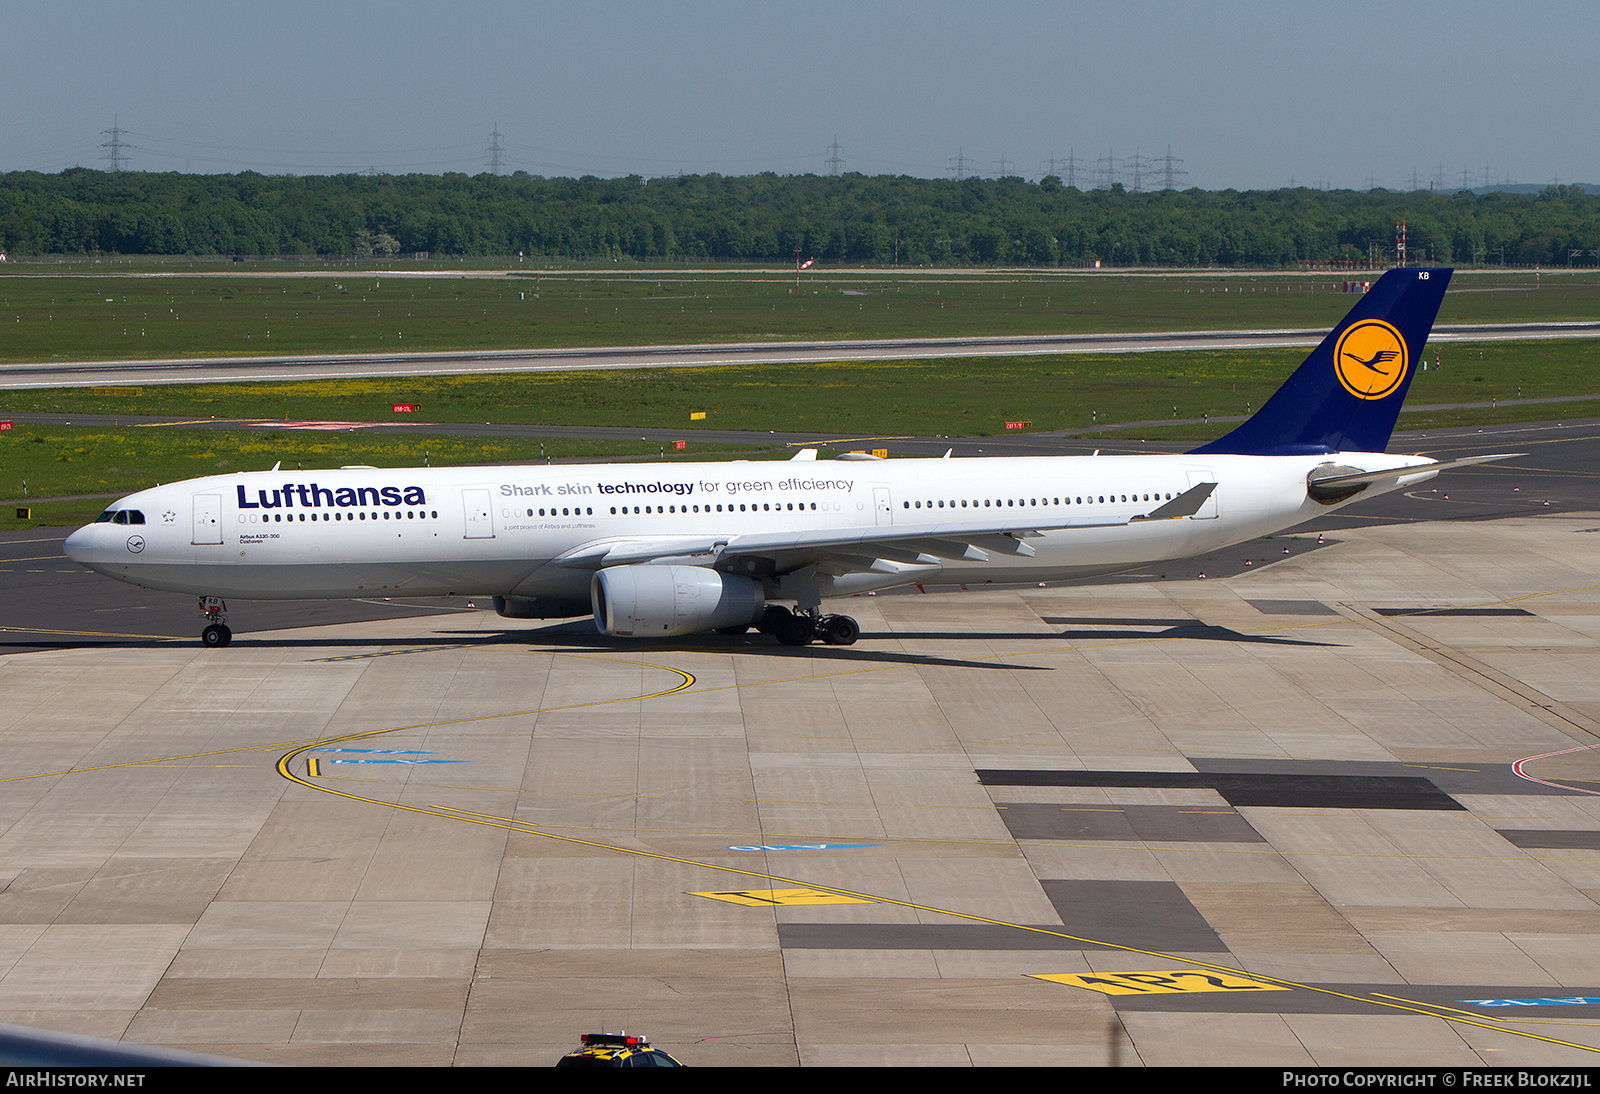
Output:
[603,502,821,515]
[904,492,1175,510]
[242,510,440,523]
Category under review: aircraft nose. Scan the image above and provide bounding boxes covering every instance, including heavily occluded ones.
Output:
[63,525,92,563]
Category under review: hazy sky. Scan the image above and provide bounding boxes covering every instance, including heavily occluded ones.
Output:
[4,1,1593,190]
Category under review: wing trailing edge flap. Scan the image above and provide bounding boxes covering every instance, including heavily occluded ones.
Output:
[817,554,939,577]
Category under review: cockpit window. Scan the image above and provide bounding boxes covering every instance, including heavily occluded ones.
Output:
[126,510,145,524]
[94,510,117,523]
[97,510,145,525]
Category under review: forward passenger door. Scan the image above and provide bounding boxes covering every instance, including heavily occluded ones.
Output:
[463,488,495,539]
[191,494,222,544]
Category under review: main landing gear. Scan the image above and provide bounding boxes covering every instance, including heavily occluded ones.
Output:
[199,596,232,648]
[756,605,860,647]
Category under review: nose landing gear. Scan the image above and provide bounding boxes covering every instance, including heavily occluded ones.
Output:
[199,596,232,648]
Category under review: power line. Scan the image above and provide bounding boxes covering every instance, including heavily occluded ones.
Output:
[948,148,973,180]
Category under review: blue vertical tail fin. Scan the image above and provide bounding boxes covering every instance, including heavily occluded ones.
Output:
[1190,267,1451,455]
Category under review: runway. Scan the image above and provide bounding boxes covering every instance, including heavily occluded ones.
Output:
[0,420,1598,1065]
[1,321,1597,389]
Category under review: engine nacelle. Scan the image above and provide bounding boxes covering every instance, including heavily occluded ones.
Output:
[591,566,765,638]
[493,595,590,619]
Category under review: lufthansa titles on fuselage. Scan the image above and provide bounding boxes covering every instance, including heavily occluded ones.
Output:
[236,482,429,510]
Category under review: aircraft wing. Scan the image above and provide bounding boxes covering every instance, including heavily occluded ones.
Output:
[552,482,1218,573]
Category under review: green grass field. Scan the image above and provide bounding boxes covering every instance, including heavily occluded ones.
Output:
[1,269,1596,362]
[4,339,1593,436]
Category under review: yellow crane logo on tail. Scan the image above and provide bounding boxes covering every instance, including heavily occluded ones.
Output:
[1334,318,1409,400]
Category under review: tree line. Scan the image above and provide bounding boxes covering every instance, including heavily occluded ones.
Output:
[2,168,1597,268]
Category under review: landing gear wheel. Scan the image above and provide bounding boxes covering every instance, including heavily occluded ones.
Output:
[775,614,815,647]
[757,605,793,635]
[820,615,860,646]
[201,623,232,648]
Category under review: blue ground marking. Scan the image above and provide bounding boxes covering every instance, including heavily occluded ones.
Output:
[724,843,882,851]
[326,758,467,765]
[1461,997,1600,1007]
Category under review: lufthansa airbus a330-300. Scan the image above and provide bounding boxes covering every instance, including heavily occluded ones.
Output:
[65,267,1512,648]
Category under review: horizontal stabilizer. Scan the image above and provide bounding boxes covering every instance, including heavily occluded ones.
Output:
[1308,453,1523,491]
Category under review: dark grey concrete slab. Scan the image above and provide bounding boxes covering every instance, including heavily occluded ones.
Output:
[1041,881,1228,954]
[1247,599,1341,616]
[996,803,1266,844]
[1497,831,1600,850]
[977,770,1467,811]
[776,924,1084,950]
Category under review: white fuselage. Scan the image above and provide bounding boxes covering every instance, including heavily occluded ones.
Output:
[63,451,1436,603]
